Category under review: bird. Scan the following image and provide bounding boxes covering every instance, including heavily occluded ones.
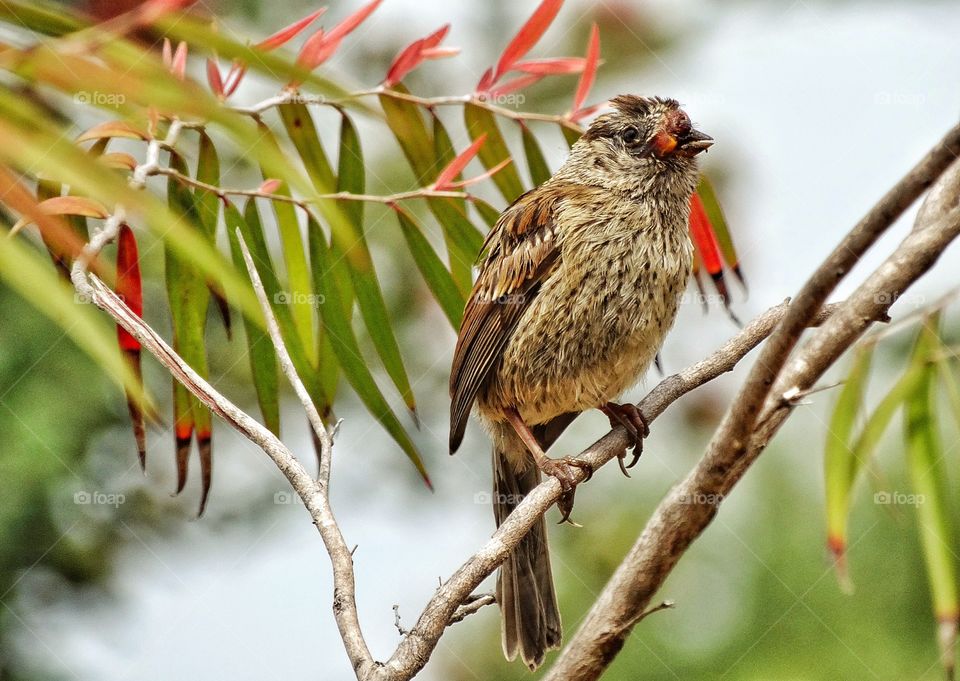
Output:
[448,94,713,670]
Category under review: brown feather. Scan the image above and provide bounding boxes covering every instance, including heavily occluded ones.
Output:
[449,189,563,453]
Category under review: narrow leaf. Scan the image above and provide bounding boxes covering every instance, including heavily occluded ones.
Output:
[334,114,418,421]
[394,205,465,328]
[823,344,874,589]
[380,85,436,183]
[116,223,146,468]
[464,103,525,203]
[696,175,745,288]
[224,200,281,435]
[255,8,326,51]
[493,0,564,82]
[307,216,430,486]
[434,134,486,191]
[905,318,958,679]
[520,122,551,186]
[571,24,600,115]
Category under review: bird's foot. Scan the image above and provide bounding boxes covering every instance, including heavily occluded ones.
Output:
[535,455,593,525]
[600,402,649,476]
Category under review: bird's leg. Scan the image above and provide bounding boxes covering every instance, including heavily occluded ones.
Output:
[600,402,649,476]
[504,407,592,524]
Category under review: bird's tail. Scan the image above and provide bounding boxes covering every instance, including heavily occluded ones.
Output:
[493,446,561,670]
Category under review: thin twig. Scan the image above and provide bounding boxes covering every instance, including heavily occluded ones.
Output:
[152,166,468,206]
[448,593,497,627]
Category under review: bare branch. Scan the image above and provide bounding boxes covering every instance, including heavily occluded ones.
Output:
[704,120,960,492]
[68,273,376,676]
[541,152,960,681]
[448,593,497,627]
[370,299,838,681]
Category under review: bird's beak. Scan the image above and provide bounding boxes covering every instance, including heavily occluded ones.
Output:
[676,129,714,156]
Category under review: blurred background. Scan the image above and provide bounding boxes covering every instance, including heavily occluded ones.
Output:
[2,0,960,679]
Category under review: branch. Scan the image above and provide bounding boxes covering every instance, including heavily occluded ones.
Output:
[369,299,838,681]
[541,155,960,681]
[150,166,468,207]
[704,120,960,490]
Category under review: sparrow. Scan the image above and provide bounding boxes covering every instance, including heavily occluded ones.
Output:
[449,95,712,670]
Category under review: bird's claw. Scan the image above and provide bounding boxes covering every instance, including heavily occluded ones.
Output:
[537,456,593,524]
[602,402,649,476]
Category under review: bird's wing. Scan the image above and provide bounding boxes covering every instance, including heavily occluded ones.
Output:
[449,187,563,453]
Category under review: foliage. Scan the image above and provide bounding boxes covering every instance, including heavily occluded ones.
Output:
[0,0,741,513]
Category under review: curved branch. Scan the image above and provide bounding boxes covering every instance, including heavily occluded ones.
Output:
[542,158,960,681]
[371,299,838,681]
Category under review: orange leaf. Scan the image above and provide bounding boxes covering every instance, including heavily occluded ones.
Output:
[296,29,342,71]
[689,193,730,303]
[116,224,143,351]
[11,196,109,234]
[493,0,564,81]
[325,0,383,44]
[255,8,326,51]
[571,23,600,116]
[488,73,544,98]
[100,152,138,170]
[512,57,586,75]
[384,24,452,87]
[434,134,486,190]
[76,120,149,143]
[206,58,223,96]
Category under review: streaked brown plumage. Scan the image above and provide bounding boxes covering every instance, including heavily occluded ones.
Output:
[449,95,712,670]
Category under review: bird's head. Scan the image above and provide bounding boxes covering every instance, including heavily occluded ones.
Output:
[562,95,712,197]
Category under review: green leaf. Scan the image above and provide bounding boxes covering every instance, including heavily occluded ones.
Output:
[238,198,324,412]
[823,344,873,587]
[0,90,261,322]
[520,122,552,186]
[464,103,525,203]
[307,215,430,486]
[194,131,221,238]
[224,200,281,435]
[279,101,337,193]
[904,317,958,678]
[427,197,484,296]
[395,207,465,328]
[430,113,476,293]
[560,123,582,148]
[165,153,212,501]
[331,114,418,420]
[255,123,317,365]
[195,130,231,336]
[380,85,436,183]
[472,198,502,229]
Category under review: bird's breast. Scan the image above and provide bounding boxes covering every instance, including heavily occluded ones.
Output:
[480,204,693,425]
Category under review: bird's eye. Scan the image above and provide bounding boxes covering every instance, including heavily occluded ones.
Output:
[622,127,640,145]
